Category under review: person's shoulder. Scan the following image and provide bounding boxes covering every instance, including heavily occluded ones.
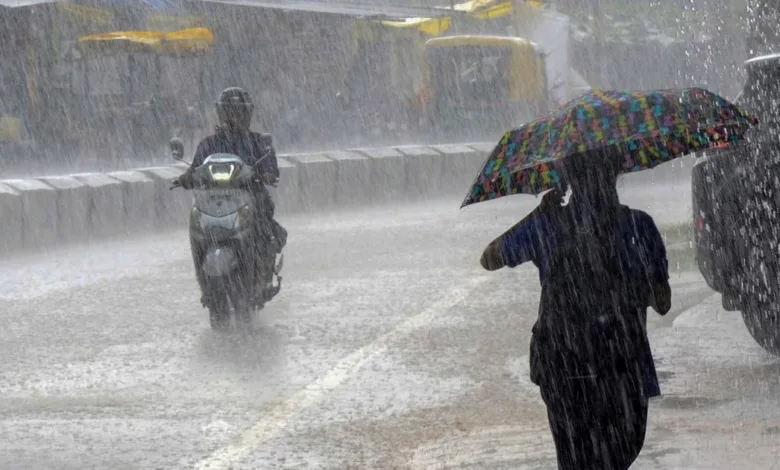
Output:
[622,206,661,235]
[622,206,654,223]
[248,130,271,139]
[249,131,274,146]
[197,133,220,147]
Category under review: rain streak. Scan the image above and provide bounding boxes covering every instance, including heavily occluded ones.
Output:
[1,0,779,469]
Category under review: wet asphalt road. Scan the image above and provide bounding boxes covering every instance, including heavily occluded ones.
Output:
[2,183,780,469]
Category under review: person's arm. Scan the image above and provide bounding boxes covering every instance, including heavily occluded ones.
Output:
[480,238,505,271]
[650,280,672,315]
[640,213,672,315]
[255,133,280,180]
[190,139,209,172]
[480,216,538,271]
[175,139,209,188]
[264,145,280,179]
[479,189,566,272]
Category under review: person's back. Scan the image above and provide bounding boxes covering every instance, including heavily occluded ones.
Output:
[536,205,650,368]
[534,205,652,470]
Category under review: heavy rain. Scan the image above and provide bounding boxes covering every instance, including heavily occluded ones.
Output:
[0,0,779,468]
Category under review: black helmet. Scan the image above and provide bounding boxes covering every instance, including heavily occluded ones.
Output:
[216,87,254,130]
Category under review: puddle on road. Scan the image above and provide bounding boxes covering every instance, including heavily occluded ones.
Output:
[407,424,556,470]
[656,395,732,411]
[653,285,718,330]
[407,423,685,470]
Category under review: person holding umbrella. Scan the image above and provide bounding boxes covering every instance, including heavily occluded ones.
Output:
[461,88,758,469]
[482,148,670,469]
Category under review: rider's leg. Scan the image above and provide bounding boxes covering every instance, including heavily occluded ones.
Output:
[191,245,212,307]
[255,187,287,253]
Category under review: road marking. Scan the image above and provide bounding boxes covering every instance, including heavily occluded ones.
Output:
[192,275,491,470]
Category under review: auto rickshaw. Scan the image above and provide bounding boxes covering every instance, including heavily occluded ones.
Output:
[420,35,549,142]
[47,26,214,162]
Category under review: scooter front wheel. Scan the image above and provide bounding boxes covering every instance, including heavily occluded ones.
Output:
[208,291,231,331]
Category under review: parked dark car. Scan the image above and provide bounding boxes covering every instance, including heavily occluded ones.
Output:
[692,53,780,355]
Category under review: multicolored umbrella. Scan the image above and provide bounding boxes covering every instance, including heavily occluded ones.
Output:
[461,87,759,208]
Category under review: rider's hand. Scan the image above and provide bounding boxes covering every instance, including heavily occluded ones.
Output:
[261,173,278,185]
[170,178,183,189]
[173,172,193,189]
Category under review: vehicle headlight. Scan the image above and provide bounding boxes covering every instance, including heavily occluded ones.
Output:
[234,205,253,230]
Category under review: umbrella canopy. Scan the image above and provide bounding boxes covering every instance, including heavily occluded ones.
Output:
[0,0,53,7]
[461,87,758,208]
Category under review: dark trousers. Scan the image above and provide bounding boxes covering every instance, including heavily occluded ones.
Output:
[541,375,648,470]
[252,186,287,253]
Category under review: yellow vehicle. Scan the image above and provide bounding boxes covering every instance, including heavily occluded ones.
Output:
[421,35,549,141]
[336,1,561,144]
[43,27,215,159]
[337,19,433,139]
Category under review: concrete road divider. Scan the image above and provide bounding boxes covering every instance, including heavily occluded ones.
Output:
[0,183,22,255]
[106,170,158,233]
[466,142,496,154]
[267,157,299,216]
[435,144,485,196]
[396,145,444,201]
[284,153,337,211]
[71,172,126,239]
[38,175,91,244]
[327,150,372,206]
[0,142,499,255]
[138,166,193,230]
[1,141,698,257]
[3,178,59,250]
[358,146,408,203]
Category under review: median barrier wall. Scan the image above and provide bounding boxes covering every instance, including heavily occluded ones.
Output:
[3,178,59,250]
[106,170,158,233]
[396,145,444,201]
[357,146,408,203]
[0,183,21,255]
[38,175,91,244]
[71,172,126,239]
[138,166,192,230]
[284,153,337,211]
[267,157,299,215]
[0,141,697,257]
[436,144,484,196]
[325,150,372,207]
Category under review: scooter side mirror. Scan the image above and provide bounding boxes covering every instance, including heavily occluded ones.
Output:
[170,138,185,162]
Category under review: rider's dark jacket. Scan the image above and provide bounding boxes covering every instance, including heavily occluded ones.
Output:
[189,128,279,178]
[178,127,286,254]
[178,127,280,218]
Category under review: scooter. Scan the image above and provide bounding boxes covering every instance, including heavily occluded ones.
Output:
[169,137,283,330]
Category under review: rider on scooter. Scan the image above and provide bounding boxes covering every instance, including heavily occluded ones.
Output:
[174,87,288,305]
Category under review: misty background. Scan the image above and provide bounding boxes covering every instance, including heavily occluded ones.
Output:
[0,0,757,175]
